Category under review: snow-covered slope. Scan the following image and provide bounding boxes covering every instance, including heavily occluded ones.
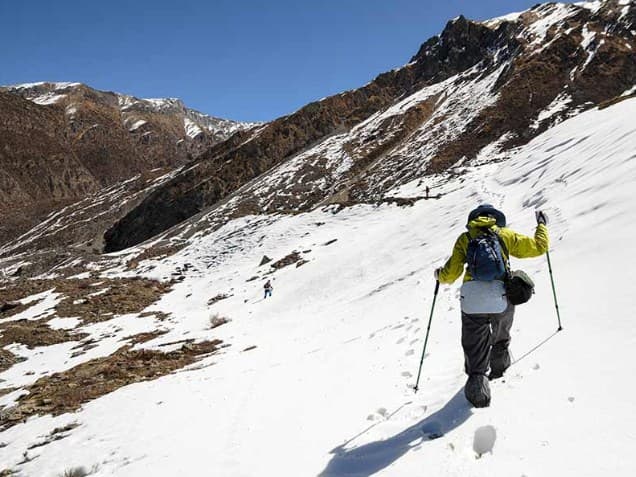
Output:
[2,94,634,475]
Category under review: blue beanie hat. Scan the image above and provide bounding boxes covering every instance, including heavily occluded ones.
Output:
[467,203,506,227]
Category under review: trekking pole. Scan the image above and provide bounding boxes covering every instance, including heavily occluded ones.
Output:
[414,280,440,393]
[545,249,563,331]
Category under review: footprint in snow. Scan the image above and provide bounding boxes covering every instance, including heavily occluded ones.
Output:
[421,421,444,440]
[376,407,388,418]
[401,371,413,378]
[405,349,414,357]
[396,337,405,344]
[473,425,497,458]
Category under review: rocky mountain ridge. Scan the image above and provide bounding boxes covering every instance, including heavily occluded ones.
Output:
[0,82,257,248]
[0,0,633,274]
[103,0,635,252]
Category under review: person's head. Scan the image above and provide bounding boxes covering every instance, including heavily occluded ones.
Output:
[467,203,506,227]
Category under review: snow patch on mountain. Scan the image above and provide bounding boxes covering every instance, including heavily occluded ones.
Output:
[30,93,66,105]
[575,1,603,14]
[526,3,579,45]
[1,289,61,323]
[483,10,525,27]
[47,317,81,330]
[127,119,147,132]
[533,93,574,127]
[3,82,257,141]
[183,117,203,138]
[7,81,80,91]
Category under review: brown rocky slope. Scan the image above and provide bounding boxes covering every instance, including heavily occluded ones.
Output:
[0,82,255,246]
[103,0,635,253]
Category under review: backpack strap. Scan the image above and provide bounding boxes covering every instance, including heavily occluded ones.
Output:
[491,229,511,277]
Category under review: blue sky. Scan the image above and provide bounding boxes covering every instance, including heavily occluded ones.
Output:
[2,0,563,122]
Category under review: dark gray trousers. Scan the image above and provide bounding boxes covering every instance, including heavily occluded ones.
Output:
[461,304,514,376]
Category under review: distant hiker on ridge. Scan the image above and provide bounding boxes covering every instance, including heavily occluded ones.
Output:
[434,204,549,408]
[263,279,273,299]
[425,186,430,199]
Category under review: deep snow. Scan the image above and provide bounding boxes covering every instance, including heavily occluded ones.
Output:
[1,97,635,476]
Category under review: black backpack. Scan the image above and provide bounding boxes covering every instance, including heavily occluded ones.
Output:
[465,230,508,281]
[467,229,535,305]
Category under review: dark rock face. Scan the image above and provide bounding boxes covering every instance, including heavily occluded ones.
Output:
[410,16,520,80]
[422,3,636,175]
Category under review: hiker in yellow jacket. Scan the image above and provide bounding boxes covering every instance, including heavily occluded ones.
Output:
[434,204,549,407]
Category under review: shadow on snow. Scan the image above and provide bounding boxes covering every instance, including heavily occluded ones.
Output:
[318,388,472,477]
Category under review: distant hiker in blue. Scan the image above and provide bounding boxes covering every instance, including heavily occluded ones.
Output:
[263,280,273,299]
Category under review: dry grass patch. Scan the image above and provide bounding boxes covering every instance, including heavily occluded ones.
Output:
[27,422,80,450]
[0,387,17,398]
[207,293,231,306]
[0,349,24,373]
[209,313,230,329]
[123,329,169,345]
[0,340,221,430]
[58,465,99,477]
[138,311,169,321]
[0,319,87,350]
[126,243,184,270]
[0,277,171,325]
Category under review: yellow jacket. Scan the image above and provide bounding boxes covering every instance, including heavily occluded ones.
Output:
[438,216,549,284]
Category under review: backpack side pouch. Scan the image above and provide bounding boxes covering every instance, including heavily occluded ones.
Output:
[460,280,508,314]
[505,270,535,305]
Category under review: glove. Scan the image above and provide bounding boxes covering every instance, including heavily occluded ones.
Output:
[535,210,548,225]
[434,268,441,280]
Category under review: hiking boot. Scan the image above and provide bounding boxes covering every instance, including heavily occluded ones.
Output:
[465,374,491,408]
[489,348,511,380]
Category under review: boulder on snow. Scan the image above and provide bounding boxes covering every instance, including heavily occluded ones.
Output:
[271,252,302,269]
